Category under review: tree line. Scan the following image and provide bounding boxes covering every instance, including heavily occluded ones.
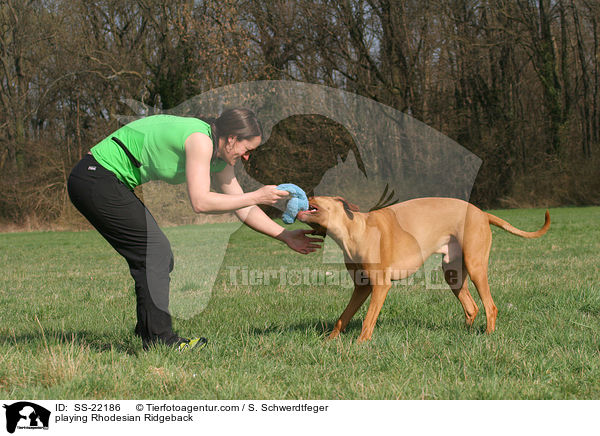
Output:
[1,0,599,227]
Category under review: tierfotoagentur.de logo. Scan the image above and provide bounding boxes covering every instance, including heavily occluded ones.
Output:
[118,80,482,320]
[2,402,51,434]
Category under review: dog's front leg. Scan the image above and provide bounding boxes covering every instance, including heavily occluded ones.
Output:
[357,283,392,342]
[328,284,372,340]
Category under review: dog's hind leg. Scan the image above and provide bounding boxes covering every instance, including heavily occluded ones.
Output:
[357,283,392,342]
[463,228,497,333]
[328,284,372,340]
[442,238,479,327]
[467,266,497,333]
[443,258,479,327]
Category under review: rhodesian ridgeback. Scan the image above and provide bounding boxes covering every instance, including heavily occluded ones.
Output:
[297,196,550,342]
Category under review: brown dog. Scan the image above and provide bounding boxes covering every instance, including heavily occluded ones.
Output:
[297,196,550,342]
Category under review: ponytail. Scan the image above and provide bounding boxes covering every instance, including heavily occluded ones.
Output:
[197,116,219,160]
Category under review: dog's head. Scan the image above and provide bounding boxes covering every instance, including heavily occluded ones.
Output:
[296,196,360,236]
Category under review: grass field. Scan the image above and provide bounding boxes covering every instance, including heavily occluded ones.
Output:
[1,206,599,399]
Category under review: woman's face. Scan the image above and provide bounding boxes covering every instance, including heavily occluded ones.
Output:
[219,135,261,166]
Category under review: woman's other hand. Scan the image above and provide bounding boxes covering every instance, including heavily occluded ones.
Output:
[278,229,323,254]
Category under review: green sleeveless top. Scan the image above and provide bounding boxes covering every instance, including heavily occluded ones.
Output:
[90,114,227,189]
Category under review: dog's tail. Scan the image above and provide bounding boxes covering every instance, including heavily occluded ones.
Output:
[486,210,550,238]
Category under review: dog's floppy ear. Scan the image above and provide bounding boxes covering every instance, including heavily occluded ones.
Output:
[334,197,360,219]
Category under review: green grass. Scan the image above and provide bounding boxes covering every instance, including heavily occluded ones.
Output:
[1,207,599,399]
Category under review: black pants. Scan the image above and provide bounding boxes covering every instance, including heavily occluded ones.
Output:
[67,154,179,348]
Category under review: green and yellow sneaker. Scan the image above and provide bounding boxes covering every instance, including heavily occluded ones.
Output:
[177,337,208,352]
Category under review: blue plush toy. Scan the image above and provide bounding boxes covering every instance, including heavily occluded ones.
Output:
[276,183,309,224]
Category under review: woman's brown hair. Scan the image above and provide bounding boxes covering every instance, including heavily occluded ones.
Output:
[201,108,263,156]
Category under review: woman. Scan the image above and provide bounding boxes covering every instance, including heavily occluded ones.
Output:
[67,108,321,351]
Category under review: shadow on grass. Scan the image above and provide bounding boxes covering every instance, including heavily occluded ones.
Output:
[247,315,487,338]
[1,329,141,355]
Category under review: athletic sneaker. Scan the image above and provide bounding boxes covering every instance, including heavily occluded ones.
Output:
[177,337,208,352]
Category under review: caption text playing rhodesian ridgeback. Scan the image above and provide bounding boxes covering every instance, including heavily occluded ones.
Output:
[297,197,550,342]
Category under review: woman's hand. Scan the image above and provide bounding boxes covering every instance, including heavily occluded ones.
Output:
[252,185,289,205]
[278,229,323,255]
